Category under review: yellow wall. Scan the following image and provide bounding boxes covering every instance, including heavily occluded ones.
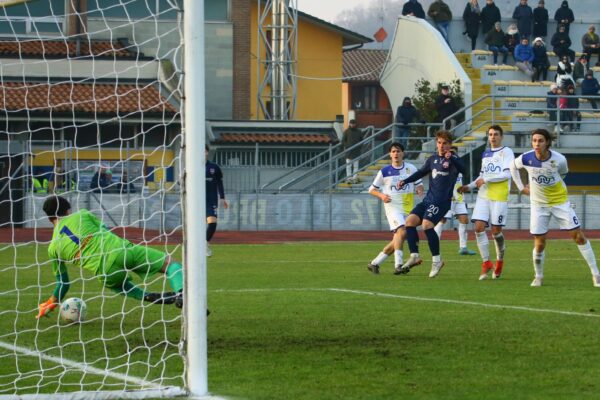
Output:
[250,3,343,120]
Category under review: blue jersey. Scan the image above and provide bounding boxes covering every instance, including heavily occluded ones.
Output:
[206,160,225,206]
[404,153,467,205]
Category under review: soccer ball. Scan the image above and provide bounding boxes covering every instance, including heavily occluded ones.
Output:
[60,297,87,323]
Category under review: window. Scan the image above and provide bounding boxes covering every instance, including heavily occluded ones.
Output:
[206,0,229,21]
[351,86,378,111]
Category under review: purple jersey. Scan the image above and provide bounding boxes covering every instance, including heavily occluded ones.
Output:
[403,153,467,205]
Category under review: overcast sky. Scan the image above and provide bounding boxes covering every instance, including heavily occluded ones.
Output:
[296,0,370,23]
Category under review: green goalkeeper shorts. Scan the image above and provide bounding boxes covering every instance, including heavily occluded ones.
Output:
[99,244,167,289]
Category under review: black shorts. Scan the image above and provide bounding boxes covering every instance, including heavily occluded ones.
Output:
[410,200,451,225]
[206,203,218,218]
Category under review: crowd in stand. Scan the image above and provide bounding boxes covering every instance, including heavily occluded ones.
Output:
[400,0,600,131]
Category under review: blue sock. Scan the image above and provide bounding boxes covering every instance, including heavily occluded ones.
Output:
[425,228,440,257]
[406,226,419,254]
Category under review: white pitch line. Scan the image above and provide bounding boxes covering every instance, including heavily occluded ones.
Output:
[213,287,600,319]
[0,341,164,390]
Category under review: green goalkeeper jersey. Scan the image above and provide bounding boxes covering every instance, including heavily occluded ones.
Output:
[48,209,129,277]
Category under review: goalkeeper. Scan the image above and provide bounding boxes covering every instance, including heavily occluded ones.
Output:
[37,195,184,319]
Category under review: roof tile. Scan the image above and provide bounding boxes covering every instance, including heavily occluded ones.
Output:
[343,49,388,82]
[218,133,332,144]
[0,82,177,115]
[0,39,137,58]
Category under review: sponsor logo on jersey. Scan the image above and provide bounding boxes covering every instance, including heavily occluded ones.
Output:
[432,169,449,179]
[532,175,555,185]
[483,163,501,173]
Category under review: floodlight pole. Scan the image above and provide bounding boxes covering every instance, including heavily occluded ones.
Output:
[183,0,208,396]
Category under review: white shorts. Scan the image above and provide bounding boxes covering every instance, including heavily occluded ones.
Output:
[530,202,580,235]
[444,201,468,219]
[471,198,508,227]
[384,204,406,232]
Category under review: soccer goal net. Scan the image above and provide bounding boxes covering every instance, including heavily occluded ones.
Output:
[0,0,206,398]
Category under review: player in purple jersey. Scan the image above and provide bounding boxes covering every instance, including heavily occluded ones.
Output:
[396,131,467,278]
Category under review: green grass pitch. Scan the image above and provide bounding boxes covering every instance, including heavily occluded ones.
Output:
[1,239,600,399]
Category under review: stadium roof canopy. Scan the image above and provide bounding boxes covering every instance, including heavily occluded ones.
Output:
[206,120,339,145]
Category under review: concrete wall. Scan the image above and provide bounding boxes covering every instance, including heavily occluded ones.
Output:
[24,191,600,231]
[380,16,472,121]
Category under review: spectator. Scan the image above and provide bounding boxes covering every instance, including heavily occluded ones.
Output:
[532,37,550,82]
[532,0,549,40]
[402,0,425,19]
[554,0,574,35]
[89,166,113,193]
[32,172,49,194]
[463,0,481,51]
[551,24,575,62]
[556,55,575,90]
[435,85,459,130]
[505,24,520,60]
[573,55,589,85]
[342,119,364,183]
[514,37,534,79]
[427,0,452,45]
[546,83,560,129]
[581,70,600,110]
[394,97,422,152]
[118,171,137,193]
[512,0,533,41]
[480,0,501,38]
[560,84,580,132]
[485,22,509,65]
[581,25,600,66]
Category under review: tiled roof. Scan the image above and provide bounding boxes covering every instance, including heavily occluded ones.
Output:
[343,49,388,82]
[0,82,177,115]
[218,133,332,144]
[0,39,138,59]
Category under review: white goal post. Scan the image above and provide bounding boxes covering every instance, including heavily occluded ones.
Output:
[0,0,208,398]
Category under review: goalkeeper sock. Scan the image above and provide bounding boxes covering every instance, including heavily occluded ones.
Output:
[493,232,505,260]
[207,222,217,241]
[110,281,145,300]
[533,249,545,278]
[476,231,490,262]
[434,222,443,239]
[578,241,599,275]
[166,262,184,292]
[371,252,388,266]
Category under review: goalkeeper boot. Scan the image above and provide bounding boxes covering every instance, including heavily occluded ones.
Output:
[593,275,600,288]
[367,263,380,274]
[479,260,494,280]
[493,260,504,279]
[429,260,445,278]
[175,290,183,309]
[395,254,422,275]
[144,292,177,305]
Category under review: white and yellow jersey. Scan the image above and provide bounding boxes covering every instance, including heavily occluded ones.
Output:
[476,146,514,202]
[512,150,569,206]
[453,173,464,203]
[370,162,422,215]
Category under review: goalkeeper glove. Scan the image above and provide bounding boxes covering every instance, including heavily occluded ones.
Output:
[37,298,58,319]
